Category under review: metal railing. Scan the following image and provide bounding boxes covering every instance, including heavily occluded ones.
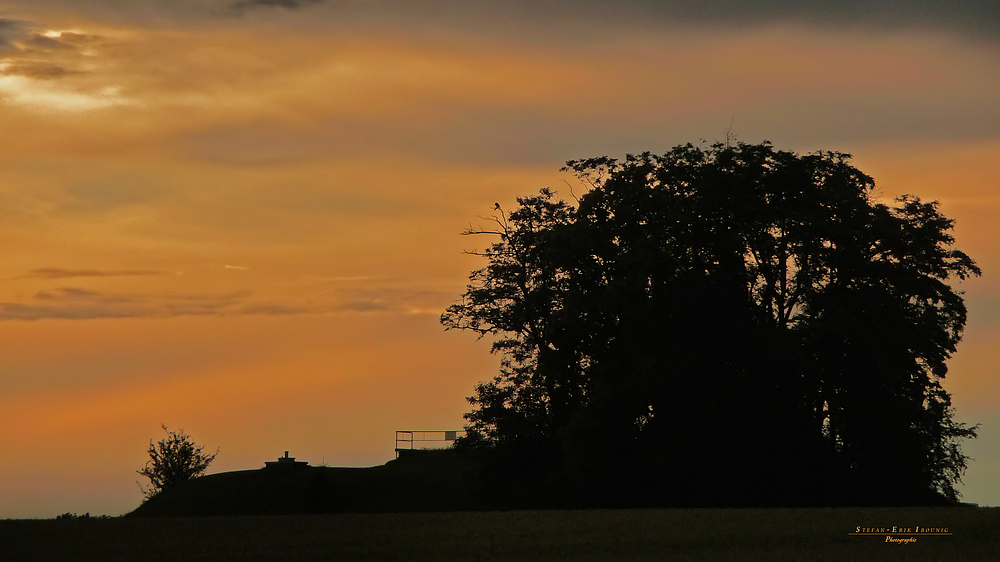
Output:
[395,430,466,456]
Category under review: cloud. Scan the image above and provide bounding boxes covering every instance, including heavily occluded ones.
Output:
[0,76,135,111]
[0,294,373,320]
[237,303,310,315]
[231,0,325,10]
[572,0,1000,32]
[320,278,459,315]
[0,20,134,112]
[13,268,168,280]
[0,302,138,321]
[2,1,998,42]
[250,0,1000,41]
[0,288,251,320]
[48,31,108,46]
[20,32,78,52]
[0,18,29,52]
[322,276,373,282]
[410,1,1000,39]
[332,299,390,312]
[34,287,114,301]
[179,74,1000,167]
[0,277,459,320]
[0,63,82,80]
[60,182,162,212]
[0,22,93,55]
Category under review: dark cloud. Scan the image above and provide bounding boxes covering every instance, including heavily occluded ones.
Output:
[0,18,30,52]
[301,0,1000,41]
[576,0,1000,36]
[13,268,168,280]
[0,302,139,320]
[34,287,109,301]
[1,63,82,79]
[436,0,1000,38]
[0,25,84,54]
[230,0,324,11]
[3,1,999,41]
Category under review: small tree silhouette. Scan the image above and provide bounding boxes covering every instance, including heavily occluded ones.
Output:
[137,424,218,500]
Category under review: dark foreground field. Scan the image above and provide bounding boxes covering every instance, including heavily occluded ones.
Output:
[2,506,998,561]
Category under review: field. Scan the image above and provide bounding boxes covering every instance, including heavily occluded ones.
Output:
[3,506,998,561]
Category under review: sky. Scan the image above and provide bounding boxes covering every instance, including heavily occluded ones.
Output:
[0,0,997,518]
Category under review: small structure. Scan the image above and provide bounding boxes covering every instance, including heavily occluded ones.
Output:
[394,430,465,458]
[264,451,309,470]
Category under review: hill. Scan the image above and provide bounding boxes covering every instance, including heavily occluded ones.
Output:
[129,449,484,517]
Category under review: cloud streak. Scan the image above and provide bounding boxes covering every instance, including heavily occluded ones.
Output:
[0,278,456,320]
[12,268,169,280]
[0,288,252,320]
[230,0,325,11]
[1,63,82,80]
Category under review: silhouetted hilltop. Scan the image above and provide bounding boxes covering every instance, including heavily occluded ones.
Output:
[129,450,483,517]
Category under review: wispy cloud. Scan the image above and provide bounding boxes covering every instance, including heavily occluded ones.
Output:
[0,277,460,320]
[12,268,168,280]
[0,76,133,111]
[319,277,460,315]
[0,287,250,320]
[34,287,123,301]
[323,276,373,282]
[237,303,310,315]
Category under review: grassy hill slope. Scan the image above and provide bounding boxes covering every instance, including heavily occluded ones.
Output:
[129,450,484,517]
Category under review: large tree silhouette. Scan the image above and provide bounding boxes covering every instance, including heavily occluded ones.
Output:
[443,142,980,506]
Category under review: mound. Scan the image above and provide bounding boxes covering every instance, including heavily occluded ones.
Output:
[129,449,484,517]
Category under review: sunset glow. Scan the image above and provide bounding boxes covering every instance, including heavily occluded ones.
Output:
[1,1,998,517]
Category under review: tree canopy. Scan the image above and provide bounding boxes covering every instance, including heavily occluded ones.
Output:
[442,141,980,507]
[137,425,219,500]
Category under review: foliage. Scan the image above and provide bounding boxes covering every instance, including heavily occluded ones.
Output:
[137,425,219,500]
[443,141,981,506]
[54,512,113,520]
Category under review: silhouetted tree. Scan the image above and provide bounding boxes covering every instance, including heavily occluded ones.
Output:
[443,141,980,506]
[137,425,219,500]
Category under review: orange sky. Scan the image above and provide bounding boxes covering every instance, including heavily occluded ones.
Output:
[0,1,998,517]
